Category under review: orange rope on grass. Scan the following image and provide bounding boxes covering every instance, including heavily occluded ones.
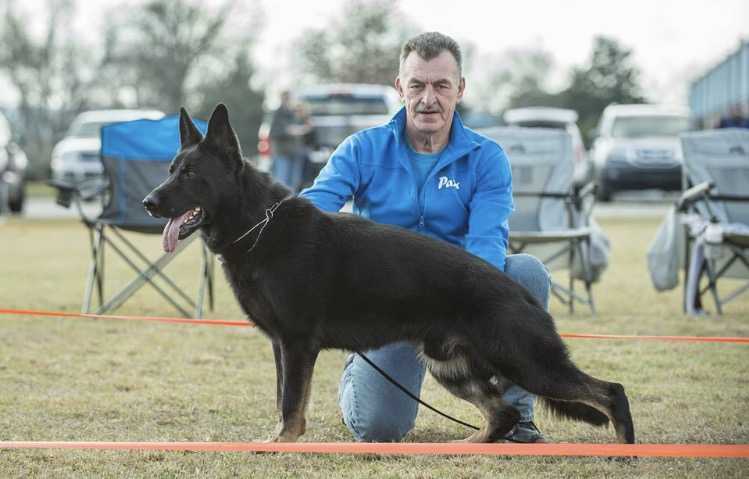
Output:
[0,441,748,458]
[2,308,748,344]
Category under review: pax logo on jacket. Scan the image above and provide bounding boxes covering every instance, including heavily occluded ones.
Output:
[438,176,460,190]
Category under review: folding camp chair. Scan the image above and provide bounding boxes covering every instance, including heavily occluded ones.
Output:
[677,128,749,315]
[478,127,597,314]
[50,115,214,318]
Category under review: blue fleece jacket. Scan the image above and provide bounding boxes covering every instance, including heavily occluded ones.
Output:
[300,107,514,271]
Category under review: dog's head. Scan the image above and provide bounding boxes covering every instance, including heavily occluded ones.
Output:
[143,104,244,252]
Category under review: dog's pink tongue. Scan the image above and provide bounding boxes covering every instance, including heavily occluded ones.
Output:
[162,210,192,252]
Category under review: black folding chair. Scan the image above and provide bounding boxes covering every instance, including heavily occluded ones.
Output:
[50,115,214,317]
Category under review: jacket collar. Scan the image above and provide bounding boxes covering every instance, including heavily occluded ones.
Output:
[389,106,480,172]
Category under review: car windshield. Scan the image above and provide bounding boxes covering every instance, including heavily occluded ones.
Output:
[513,120,566,130]
[302,95,389,116]
[611,116,690,138]
[68,121,110,138]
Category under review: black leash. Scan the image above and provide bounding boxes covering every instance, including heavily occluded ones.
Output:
[354,350,479,431]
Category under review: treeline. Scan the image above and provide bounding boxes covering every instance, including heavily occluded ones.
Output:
[1,0,646,179]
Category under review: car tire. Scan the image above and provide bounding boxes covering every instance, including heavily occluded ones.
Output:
[8,184,25,213]
[596,180,613,202]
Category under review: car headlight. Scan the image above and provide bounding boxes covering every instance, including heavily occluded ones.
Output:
[0,148,8,172]
[13,149,28,171]
[605,149,629,166]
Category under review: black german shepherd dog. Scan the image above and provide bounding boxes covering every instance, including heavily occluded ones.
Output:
[143,105,635,444]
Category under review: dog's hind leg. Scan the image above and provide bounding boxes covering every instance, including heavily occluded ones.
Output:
[423,345,519,443]
[510,354,635,444]
[269,338,319,443]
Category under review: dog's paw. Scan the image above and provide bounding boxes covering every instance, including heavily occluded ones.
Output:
[264,432,301,443]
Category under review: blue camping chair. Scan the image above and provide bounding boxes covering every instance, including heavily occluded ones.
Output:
[50,115,214,317]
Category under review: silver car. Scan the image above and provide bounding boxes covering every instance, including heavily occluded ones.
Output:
[51,109,164,184]
[503,107,592,188]
[590,104,691,201]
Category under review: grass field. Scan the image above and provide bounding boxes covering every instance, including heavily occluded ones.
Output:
[25,181,56,199]
[1,216,748,477]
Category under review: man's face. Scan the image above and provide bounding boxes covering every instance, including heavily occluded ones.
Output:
[396,50,465,138]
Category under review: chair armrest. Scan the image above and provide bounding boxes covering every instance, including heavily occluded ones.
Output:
[576,181,597,200]
[676,181,713,212]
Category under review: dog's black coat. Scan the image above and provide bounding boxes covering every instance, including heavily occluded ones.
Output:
[144,105,635,443]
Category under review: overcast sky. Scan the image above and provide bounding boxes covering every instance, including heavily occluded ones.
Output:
[4,0,748,109]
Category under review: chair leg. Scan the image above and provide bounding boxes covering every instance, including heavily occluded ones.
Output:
[208,258,215,312]
[704,258,723,315]
[202,243,214,311]
[83,224,104,313]
[579,236,596,316]
[568,241,575,314]
[95,235,193,317]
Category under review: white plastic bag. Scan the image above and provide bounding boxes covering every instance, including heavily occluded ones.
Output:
[647,207,680,291]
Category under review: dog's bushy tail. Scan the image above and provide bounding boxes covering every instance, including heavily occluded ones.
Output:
[541,398,609,427]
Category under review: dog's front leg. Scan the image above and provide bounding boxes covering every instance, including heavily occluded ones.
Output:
[272,340,284,418]
[269,338,319,442]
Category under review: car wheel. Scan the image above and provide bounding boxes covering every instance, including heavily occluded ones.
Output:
[596,180,613,202]
[8,184,25,213]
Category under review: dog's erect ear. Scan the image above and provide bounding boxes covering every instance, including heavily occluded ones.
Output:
[205,104,242,156]
[179,107,203,147]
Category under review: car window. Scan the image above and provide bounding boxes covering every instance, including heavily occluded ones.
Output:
[302,95,389,116]
[512,120,567,130]
[611,116,690,138]
[67,121,110,138]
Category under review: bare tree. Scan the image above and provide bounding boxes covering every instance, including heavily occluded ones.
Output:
[0,0,98,177]
[108,0,237,113]
[293,0,417,85]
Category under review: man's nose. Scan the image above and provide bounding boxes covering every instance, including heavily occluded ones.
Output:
[422,84,436,106]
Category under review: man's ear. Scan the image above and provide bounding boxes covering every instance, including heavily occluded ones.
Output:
[457,77,465,102]
[205,104,242,156]
[179,107,203,147]
[395,76,405,103]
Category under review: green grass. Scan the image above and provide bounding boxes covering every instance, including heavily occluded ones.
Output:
[1,217,748,477]
[25,181,56,199]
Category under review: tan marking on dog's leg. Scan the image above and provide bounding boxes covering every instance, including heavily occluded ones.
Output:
[268,343,318,443]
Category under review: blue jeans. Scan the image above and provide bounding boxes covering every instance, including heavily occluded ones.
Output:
[272,153,305,191]
[338,253,551,442]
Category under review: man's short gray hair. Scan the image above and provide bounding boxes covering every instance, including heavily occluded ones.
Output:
[399,32,463,77]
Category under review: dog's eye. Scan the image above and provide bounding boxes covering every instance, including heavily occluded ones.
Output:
[182,168,196,178]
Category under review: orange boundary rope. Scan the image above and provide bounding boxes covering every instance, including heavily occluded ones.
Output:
[0,441,747,457]
[2,308,748,344]
[0,308,250,327]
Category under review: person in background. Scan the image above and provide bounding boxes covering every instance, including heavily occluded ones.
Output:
[718,103,748,129]
[270,91,308,190]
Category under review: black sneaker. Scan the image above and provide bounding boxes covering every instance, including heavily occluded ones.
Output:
[503,421,546,443]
